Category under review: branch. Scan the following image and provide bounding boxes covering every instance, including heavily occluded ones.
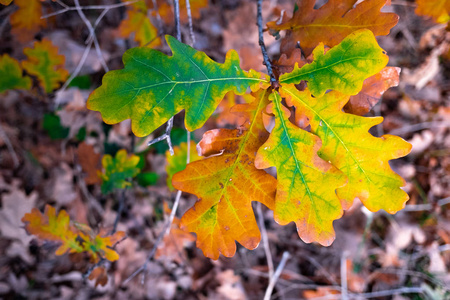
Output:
[264,251,290,300]
[185,0,196,45]
[41,1,140,19]
[257,202,274,279]
[257,0,277,87]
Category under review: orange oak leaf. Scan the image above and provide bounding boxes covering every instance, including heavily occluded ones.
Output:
[344,67,401,116]
[0,0,13,5]
[117,1,161,47]
[255,92,347,246]
[22,205,83,255]
[215,91,253,127]
[22,39,69,93]
[10,0,46,42]
[415,0,450,24]
[166,141,201,191]
[267,0,398,56]
[172,89,277,259]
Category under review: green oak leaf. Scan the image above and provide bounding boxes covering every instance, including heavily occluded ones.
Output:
[0,54,31,93]
[87,35,268,137]
[279,29,388,97]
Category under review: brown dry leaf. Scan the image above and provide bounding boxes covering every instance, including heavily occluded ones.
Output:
[215,91,251,127]
[344,67,401,116]
[88,266,108,287]
[50,163,78,206]
[155,203,195,263]
[0,185,38,263]
[10,0,46,42]
[156,0,208,24]
[215,270,247,300]
[77,142,101,185]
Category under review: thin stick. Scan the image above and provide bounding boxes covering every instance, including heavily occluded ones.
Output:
[309,286,424,300]
[110,190,126,235]
[147,116,175,155]
[264,251,290,300]
[74,0,109,73]
[388,121,450,136]
[257,202,274,279]
[41,1,139,19]
[257,0,276,85]
[340,252,348,300]
[185,0,196,45]
[173,0,181,41]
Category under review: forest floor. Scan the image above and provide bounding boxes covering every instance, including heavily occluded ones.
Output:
[0,0,449,299]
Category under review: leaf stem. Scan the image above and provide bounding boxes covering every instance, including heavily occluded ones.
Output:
[257,0,277,87]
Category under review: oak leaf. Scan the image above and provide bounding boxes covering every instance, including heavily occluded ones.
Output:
[117,1,161,47]
[87,35,268,137]
[88,267,108,287]
[22,39,69,93]
[344,67,401,116]
[267,0,398,56]
[0,54,31,93]
[415,0,450,24]
[279,29,388,97]
[172,90,277,259]
[280,85,412,213]
[255,92,347,246]
[98,149,141,194]
[10,0,46,42]
[0,0,13,6]
[165,141,201,191]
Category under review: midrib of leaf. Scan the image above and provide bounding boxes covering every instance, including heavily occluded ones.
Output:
[288,22,394,31]
[282,87,373,185]
[271,92,320,225]
[280,55,378,84]
[189,91,270,232]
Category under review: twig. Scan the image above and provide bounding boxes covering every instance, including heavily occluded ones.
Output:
[0,122,19,168]
[173,0,181,41]
[74,0,109,73]
[388,121,450,136]
[147,116,175,155]
[185,0,196,45]
[110,189,126,235]
[257,202,274,279]
[403,196,450,212]
[257,0,276,86]
[41,1,139,19]
[340,251,349,300]
[264,251,290,300]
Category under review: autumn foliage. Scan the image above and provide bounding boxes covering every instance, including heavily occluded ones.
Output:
[1,0,448,293]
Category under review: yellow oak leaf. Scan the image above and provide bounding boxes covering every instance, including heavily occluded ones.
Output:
[98,149,141,194]
[22,39,69,93]
[117,1,161,47]
[255,91,347,246]
[415,0,450,24]
[280,85,412,213]
[173,90,277,259]
[10,0,46,42]
[0,0,13,5]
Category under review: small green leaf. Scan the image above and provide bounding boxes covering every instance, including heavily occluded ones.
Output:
[279,29,388,97]
[136,172,159,187]
[0,54,31,93]
[87,35,268,137]
[98,149,141,194]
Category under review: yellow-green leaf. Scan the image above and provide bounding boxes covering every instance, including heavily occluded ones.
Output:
[165,141,201,191]
[279,29,388,97]
[255,91,347,246]
[280,85,412,213]
[0,54,31,93]
[22,39,69,93]
[98,149,141,194]
[172,90,276,259]
[87,35,268,137]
